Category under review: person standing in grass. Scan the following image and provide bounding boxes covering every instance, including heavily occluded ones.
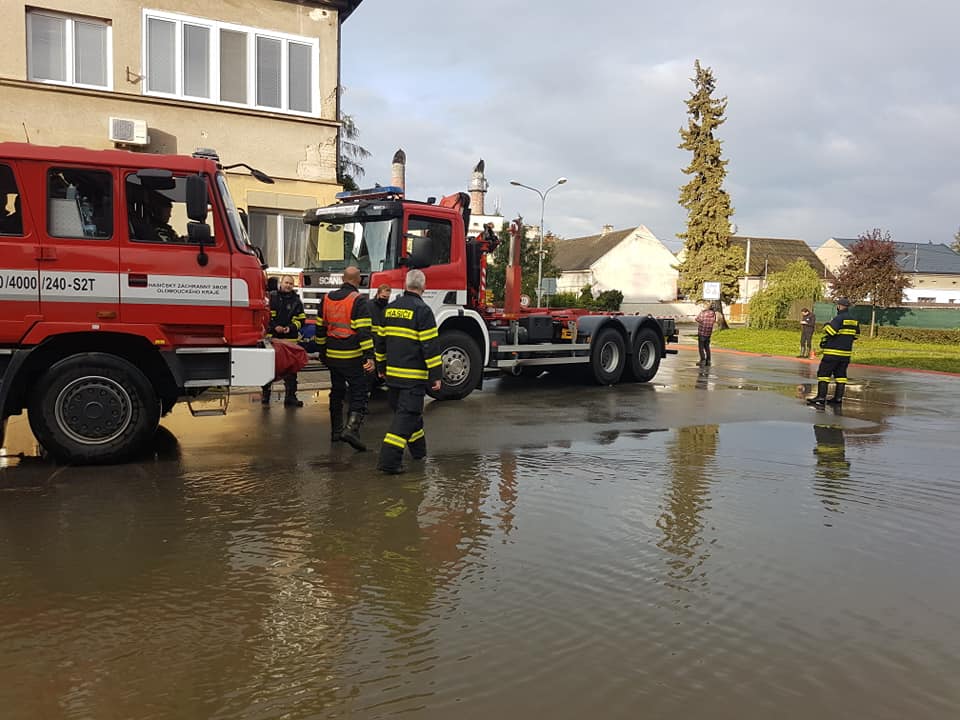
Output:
[799,307,816,358]
[695,302,718,366]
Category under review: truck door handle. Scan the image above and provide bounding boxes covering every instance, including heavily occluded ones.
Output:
[34,246,58,261]
[128,273,148,287]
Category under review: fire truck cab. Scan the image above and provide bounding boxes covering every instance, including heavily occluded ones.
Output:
[0,143,274,464]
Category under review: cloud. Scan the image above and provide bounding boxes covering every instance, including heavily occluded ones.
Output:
[342,1,960,248]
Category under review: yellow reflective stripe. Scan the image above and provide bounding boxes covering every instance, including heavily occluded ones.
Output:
[410,429,424,443]
[326,348,363,359]
[315,319,324,327]
[424,355,442,368]
[384,433,407,448]
[359,339,374,350]
[835,378,848,383]
[838,329,858,335]
[842,319,859,326]
[316,338,326,345]
[821,349,852,357]
[372,324,384,336]
[384,327,419,340]
[351,317,372,328]
[418,327,438,341]
[270,310,277,318]
[823,326,837,335]
[386,366,429,379]
[375,351,387,361]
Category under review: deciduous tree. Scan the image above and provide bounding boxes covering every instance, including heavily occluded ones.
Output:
[952,226,960,253]
[832,228,911,337]
[675,60,743,305]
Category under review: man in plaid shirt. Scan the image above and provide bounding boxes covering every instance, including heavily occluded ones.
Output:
[695,302,718,366]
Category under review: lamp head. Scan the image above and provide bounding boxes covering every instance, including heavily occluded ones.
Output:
[556,177,567,185]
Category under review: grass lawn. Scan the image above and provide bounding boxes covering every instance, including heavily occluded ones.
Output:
[711,327,960,374]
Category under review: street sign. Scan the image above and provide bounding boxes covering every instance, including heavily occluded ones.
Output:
[520,294,530,307]
[703,282,721,300]
[539,277,557,296]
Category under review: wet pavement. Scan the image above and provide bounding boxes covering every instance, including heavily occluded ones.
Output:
[2,347,960,719]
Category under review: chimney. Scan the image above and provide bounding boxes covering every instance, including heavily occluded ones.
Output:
[391,149,406,191]
[469,159,488,215]
[600,224,613,236]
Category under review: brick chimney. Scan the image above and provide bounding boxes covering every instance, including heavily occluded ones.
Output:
[391,149,406,191]
[469,159,488,215]
[600,224,614,236]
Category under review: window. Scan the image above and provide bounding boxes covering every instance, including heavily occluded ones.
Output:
[125,174,214,245]
[47,169,113,239]
[408,216,453,266]
[0,164,23,236]
[248,210,308,269]
[27,10,111,89]
[143,10,319,116]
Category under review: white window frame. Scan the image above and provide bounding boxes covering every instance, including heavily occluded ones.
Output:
[26,10,113,90]
[141,9,320,117]
[249,209,308,272]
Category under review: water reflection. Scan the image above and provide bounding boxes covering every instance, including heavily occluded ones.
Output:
[658,424,718,588]
[813,423,850,512]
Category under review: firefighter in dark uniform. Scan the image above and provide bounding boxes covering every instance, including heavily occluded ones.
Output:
[262,274,307,407]
[807,297,860,406]
[318,265,374,450]
[375,269,443,475]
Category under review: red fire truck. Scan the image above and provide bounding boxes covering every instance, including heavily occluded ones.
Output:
[0,143,275,464]
[300,186,677,400]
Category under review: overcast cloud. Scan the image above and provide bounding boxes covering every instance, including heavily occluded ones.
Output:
[341,0,960,251]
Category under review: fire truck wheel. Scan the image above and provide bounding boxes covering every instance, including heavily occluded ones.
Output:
[429,330,482,401]
[624,327,662,383]
[28,353,161,465]
[589,328,626,385]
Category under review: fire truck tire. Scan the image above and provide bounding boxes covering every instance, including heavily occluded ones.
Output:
[624,327,662,383]
[589,328,626,385]
[28,353,161,465]
[428,330,482,401]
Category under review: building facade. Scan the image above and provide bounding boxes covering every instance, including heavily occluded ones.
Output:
[553,225,679,309]
[815,238,960,304]
[1,0,361,274]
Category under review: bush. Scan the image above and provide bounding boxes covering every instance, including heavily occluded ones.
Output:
[550,292,580,308]
[593,289,624,311]
[874,327,960,345]
[546,288,623,311]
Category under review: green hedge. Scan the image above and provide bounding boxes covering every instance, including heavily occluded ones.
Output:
[874,327,960,344]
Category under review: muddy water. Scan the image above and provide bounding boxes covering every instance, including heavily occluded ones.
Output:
[1,356,959,719]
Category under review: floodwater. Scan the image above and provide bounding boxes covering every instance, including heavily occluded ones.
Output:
[2,351,960,719]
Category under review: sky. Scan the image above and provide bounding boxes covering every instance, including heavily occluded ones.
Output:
[341,0,960,252]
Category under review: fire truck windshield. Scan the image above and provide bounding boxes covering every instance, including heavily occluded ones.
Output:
[216,172,252,250]
[303,217,400,274]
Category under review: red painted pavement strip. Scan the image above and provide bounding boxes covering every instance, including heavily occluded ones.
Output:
[666,343,960,377]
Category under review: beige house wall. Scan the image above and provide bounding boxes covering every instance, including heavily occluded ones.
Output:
[0,0,345,210]
[814,238,849,274]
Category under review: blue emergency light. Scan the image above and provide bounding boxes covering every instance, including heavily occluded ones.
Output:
[335,185,404,201]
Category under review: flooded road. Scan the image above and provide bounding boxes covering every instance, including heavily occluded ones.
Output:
[2,351,960,719]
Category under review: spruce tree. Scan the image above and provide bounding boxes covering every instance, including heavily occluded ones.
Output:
[675,60,743,305]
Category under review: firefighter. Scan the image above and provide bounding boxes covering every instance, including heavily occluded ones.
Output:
[262,274,307,407]
[375,269,443,475]
[318,265,374,450]
[807,297,860,406]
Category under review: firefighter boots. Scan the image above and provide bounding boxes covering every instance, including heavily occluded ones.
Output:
[283,377,303,407]
[330,408,344,442]
[826,383,845,405]
[340,412,366,451]
[806,381,829,406]
[261,384,272,405]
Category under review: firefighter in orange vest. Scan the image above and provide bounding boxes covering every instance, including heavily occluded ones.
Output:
[317,265,374,450]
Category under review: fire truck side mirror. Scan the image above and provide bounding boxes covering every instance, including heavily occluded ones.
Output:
[185,175,208,223]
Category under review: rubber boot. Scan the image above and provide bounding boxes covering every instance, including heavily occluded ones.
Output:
[806,381,828,406]
[283,377,303,407]
[329,407,344,442]
[340,412,367,451]
[261,383,272,405]
[826,383,845,405]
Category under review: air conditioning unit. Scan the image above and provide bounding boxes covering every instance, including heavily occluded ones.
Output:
[108,116,149,146]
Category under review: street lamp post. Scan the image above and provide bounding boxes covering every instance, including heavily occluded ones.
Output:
[509,177,567,307]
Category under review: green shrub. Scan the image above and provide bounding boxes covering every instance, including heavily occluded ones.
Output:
[875,327,960,345]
